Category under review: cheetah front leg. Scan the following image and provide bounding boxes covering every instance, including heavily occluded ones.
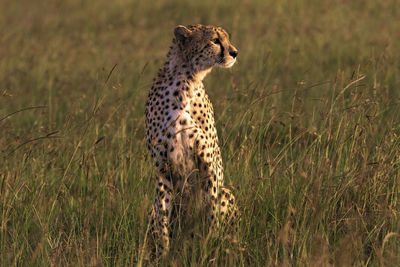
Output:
[194,137,239,229]
[148,174,173,257]
[215,186,240,226]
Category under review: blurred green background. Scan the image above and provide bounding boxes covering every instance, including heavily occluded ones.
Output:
[1,0,399,265]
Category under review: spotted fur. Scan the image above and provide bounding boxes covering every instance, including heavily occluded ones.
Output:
[145,24,239,256]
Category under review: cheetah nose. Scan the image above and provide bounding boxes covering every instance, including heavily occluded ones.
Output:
[229,50,238,58]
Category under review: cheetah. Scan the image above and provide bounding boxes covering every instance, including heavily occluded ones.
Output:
[145,24,239,256]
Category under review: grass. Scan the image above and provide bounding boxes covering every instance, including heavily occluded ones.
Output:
[1,0,400,265]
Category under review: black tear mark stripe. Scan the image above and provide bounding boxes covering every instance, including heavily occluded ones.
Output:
[217,32,224,58]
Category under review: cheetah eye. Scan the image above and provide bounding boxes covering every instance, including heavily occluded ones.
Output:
[212,38,221,45]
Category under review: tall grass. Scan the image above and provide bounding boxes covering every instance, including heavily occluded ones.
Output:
[1,0,399,265]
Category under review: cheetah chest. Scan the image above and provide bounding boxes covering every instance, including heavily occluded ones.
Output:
[146,85,221,181]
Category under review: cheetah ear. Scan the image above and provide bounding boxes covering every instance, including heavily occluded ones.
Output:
[174,25,192,41]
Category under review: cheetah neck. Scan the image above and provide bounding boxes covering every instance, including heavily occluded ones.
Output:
[164,44,212,84]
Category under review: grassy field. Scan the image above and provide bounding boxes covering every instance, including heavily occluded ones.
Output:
[1,0,400,265]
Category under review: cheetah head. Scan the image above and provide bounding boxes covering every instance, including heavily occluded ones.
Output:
[174,24,238,71]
